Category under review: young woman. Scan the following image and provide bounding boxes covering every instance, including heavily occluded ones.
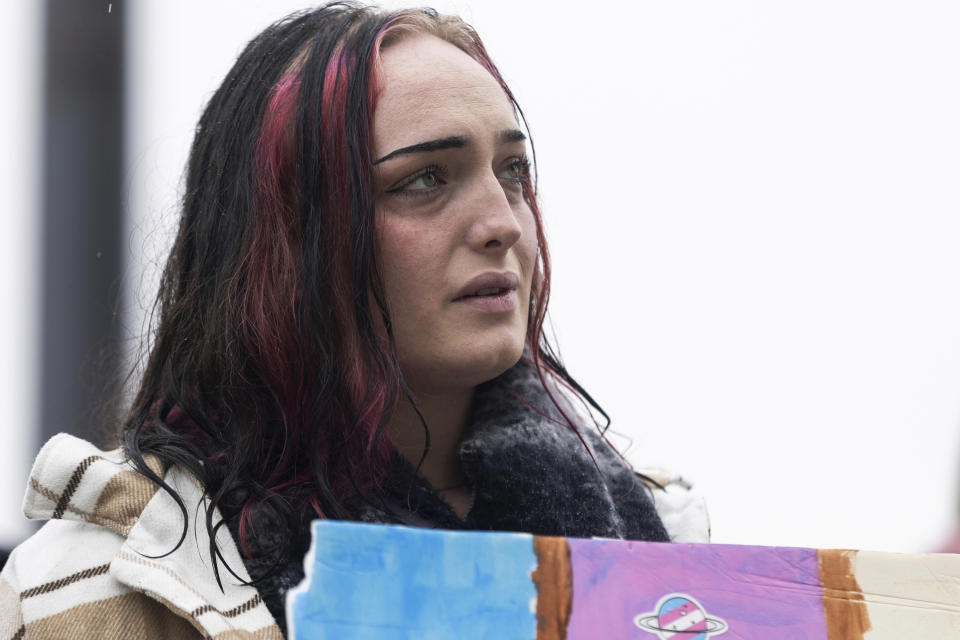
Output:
[1,4,708,638]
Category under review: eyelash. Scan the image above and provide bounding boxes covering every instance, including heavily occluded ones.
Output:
[503,155,531,184]
[386,155,531,199]
[387,164,447,198]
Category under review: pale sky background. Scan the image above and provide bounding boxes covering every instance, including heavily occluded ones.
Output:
[2,0,959,554]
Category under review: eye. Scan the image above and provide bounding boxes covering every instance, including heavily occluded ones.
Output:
[406,171,441,190]
[498,156,530,183]
[387,165,446,196]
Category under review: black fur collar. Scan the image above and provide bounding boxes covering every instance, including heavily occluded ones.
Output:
[376,355,669,541]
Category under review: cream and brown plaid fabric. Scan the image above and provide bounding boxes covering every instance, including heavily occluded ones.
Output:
[0,434,282,639]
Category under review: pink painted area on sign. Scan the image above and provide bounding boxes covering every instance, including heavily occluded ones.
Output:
[566,539,829,640]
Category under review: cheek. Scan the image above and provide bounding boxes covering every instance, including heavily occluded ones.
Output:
[378,218,443,314]
[380,221,415,274]
[518,208,540,280]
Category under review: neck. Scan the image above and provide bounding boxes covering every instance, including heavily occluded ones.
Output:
[388,386,474,491]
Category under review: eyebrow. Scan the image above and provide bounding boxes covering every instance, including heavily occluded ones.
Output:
[499,129,527,144]
[374,129,527,165]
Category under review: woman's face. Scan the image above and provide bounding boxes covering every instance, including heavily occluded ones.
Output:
[373,34,538,395]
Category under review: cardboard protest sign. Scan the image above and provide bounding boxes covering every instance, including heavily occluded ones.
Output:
[287,520,960,639]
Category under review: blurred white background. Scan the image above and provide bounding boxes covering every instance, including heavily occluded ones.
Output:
[3,0,959,553]
[1,0,41,551]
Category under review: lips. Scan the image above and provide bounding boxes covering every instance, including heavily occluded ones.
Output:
[453,272,520,301]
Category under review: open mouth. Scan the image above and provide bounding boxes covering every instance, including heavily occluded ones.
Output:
[453,287,516,312]
[452,271,520,309]
[457,287,510,299]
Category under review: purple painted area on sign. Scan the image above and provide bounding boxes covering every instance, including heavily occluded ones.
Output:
[566,539,828,640]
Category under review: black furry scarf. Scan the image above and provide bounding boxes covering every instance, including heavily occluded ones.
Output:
[239,357,669,633]
[371,356,669,539]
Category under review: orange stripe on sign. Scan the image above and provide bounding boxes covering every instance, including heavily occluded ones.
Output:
[818,549,871,640]
[532,535,572,640]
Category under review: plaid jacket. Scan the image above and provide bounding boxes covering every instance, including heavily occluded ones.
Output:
[0,434,283,639]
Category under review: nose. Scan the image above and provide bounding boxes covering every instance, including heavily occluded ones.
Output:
[464,173,524,253]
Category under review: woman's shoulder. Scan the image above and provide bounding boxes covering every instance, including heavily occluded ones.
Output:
[0,434,202,639]
[0,519,138,639]
[3,433,280,639]
[20,432,164,537]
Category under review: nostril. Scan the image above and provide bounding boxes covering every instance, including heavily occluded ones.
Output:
[484,239,502,249]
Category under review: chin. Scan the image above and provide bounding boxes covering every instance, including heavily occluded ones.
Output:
[402,333,526,395]
[468,337,526,383]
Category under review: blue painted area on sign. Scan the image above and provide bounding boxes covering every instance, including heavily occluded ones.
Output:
[287,521,538,640]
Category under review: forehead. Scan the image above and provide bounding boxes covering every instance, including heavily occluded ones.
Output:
[373,34,517,151]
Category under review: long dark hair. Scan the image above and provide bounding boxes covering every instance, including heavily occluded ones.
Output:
[120,2,608,584]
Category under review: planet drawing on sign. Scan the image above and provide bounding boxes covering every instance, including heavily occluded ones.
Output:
[634,593,728,639]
